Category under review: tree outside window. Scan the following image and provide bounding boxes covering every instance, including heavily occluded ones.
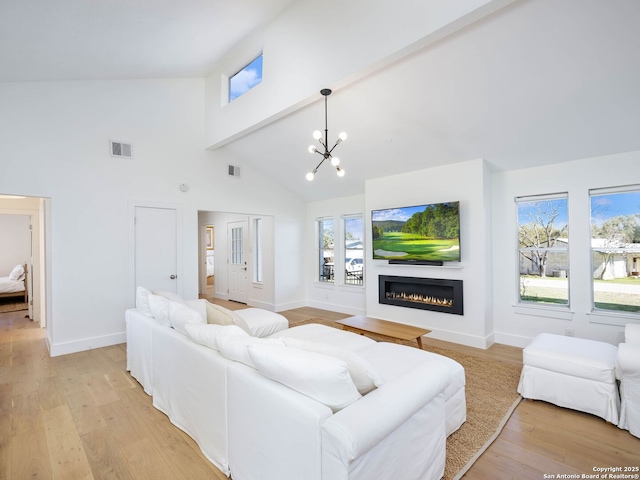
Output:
[517,195,569,305]
[590,187,640,314]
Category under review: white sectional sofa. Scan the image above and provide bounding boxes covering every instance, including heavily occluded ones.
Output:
[125,288,466,480]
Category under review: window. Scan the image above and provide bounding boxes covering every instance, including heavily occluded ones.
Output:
[253,218,263,283]
[318,218,334,283]
[590,186,640,314]
[517,194,569,306]
[229,54,263,102]
[344,215,364,286]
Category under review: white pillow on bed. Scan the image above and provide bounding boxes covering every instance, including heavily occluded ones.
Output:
[9,264,24,281]
[248,344,362,412]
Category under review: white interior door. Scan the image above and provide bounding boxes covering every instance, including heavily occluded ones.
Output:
[135,206,178,293]
[227,220,248,303]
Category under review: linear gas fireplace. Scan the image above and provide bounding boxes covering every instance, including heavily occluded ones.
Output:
[379,275,463,315]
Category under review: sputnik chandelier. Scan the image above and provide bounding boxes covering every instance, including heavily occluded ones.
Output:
[306,88,347,181]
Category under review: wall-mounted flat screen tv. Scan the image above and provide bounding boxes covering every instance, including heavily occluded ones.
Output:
[371,201,460,263]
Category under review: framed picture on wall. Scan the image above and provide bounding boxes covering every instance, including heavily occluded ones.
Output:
[206,226,214,250]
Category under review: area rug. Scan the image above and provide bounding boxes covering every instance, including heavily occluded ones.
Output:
[0,301,28,313]
[288,318,522,480]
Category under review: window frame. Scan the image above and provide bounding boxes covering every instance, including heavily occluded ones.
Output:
[515,192,570,309]
[589,185,640,318]
[228,53,263,103]
[252,217,263,284]
[343,214,364,287]
[317,217,335,283]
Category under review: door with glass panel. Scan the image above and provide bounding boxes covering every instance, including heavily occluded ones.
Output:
[228,220,248,303]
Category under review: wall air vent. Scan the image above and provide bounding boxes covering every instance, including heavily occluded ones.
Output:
[228,165,241,178]
[110,140,133,159]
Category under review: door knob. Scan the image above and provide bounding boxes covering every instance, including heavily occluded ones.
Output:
[170,275,176,279]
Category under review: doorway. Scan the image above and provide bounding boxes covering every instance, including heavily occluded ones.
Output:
[0,195,49,330]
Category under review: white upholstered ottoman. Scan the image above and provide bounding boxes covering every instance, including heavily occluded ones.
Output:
[517,333,620,424]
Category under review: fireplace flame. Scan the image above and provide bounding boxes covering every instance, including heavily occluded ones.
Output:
[386,291,453,308]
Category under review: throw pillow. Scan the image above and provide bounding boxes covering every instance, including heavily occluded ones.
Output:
[205,301,240,327]
[9,264,24,281]
[283,338,380,395]
[169,301,206,335]
[248,344,362,412]
[135,286,153,317]
[148,294,171,327]
[185,323,247,351]
[217,335,285,368]
[152,290,185,304]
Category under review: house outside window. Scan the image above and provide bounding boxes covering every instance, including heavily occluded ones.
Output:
[318,218,334,283]
[517,194,569,306]
[343,215,364,286]
[590,186,640,314]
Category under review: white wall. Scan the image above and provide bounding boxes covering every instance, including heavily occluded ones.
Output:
[204,0,514,148]
[305,194,366,316]
[0,79,306,355]
[492,150,640,347]
[364,159,493,348]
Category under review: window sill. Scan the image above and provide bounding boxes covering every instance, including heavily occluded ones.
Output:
[587,310,640,327]
[339,284,365,293]
[513,304,574,321]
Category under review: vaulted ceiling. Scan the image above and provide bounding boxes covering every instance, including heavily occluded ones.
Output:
[3,0,639,202]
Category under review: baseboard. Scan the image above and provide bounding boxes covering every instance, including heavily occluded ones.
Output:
[426,329,495,349]
[247,299,276,311]
[306,300,365,317]
[274,300,306,312]
[494,331,533,348]
[49,331,126,357]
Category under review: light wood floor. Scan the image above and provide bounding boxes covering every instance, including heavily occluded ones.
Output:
[1,305,638,479]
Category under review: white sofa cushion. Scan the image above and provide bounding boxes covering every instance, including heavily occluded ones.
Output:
[185,299,207,324]
[185,323,248,351]
[248,344,362,412]
[169,301,206,335]
[283,338,380,395]
[218,335,285,368]
[269,323,376,351]
[233,308,289,337]
[152,290,186,304]
[148,294,171,327]
[135,286,153,317]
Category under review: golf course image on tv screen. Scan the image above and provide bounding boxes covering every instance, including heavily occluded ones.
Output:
[371,201,460,262]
